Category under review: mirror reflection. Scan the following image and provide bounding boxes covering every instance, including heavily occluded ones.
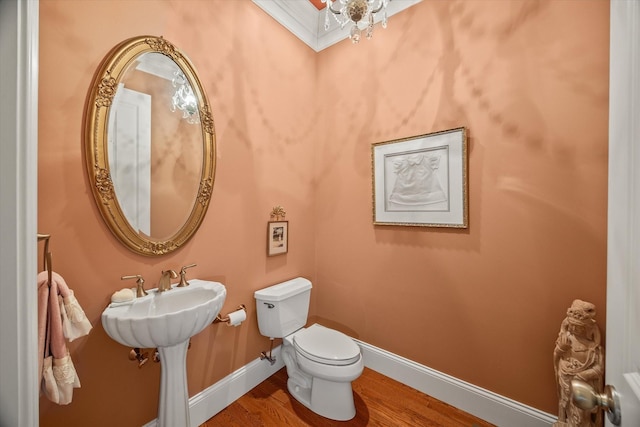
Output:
[107,52,203,240]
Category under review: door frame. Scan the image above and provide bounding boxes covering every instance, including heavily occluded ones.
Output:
[606,1,640,424]
[0,0,39,426]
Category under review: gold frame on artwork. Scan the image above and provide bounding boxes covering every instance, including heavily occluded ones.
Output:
[371,127,468,228]
[84,35,216,256]
[267,221,288,256]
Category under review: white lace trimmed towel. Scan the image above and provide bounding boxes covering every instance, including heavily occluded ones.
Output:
[58,291,92,341]
[52,352,81,405]
[42,351,81,405]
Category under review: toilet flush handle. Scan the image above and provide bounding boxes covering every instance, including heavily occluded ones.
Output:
[264,303,275,309]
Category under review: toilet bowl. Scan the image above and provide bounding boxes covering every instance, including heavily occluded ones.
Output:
[283,324,364,420]
[254,278,364,421]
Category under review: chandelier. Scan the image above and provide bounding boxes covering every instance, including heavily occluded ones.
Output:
[170,71,200,124]
[321,0,389,44]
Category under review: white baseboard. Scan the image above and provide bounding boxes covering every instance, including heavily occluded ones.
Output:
[355,339,558,427]
[144,341,557,427]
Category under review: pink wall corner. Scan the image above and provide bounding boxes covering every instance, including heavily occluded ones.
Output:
[314,0,609,415]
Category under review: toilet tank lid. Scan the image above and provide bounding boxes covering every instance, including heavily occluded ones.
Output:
[254,277,312,302]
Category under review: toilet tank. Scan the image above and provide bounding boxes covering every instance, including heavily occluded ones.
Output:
[254,277,312,339]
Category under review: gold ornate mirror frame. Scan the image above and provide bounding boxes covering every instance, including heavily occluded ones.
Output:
[85,35,216,256]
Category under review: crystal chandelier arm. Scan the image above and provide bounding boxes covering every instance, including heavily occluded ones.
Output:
[327,3,342,15]
[371,1,384,14]
[321,0,343,15]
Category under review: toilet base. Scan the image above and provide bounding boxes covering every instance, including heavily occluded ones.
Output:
[287,376,356,421]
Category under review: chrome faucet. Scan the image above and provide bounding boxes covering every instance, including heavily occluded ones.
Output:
[157,270,178,293]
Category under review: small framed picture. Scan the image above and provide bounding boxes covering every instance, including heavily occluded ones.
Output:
[372,127,468,228]
[267,221,288,256]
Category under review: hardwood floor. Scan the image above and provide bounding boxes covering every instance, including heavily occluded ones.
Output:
[200,368,495,426]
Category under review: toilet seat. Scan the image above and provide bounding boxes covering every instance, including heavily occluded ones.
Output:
[293,324,361,366]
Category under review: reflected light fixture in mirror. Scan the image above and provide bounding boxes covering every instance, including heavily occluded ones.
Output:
[321,0,389,44]
[171,70,200,124]
[85,35,216,256]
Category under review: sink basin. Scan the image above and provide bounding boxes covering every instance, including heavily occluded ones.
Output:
[102,279,226,427]
[102,279,226,349]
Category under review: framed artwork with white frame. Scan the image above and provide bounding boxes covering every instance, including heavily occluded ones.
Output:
[372,127,468,228]
[267,221,288,256]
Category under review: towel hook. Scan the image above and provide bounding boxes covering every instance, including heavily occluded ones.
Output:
[37,233,53,286]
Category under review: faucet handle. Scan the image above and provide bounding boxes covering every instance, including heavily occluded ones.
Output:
[121,274,147,297]
[177,263,197,287]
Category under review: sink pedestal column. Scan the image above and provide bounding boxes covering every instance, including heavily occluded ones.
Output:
[157,340,190,427]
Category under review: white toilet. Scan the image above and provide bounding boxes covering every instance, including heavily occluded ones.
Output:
[254,277,364,421]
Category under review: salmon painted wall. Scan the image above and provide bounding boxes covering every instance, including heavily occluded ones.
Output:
[38,1,317,425]
[314,0,609,415]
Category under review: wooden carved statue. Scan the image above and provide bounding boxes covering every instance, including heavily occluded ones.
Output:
[553,299,604,427]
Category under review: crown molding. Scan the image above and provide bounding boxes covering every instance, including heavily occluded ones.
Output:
[252,0,422,52]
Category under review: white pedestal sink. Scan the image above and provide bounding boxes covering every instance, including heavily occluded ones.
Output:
[102,279,226,427]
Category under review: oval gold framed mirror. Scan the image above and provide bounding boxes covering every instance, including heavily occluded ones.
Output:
[85,35,216,256]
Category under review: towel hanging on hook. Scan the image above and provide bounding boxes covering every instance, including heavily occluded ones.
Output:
[36,232,91,405]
